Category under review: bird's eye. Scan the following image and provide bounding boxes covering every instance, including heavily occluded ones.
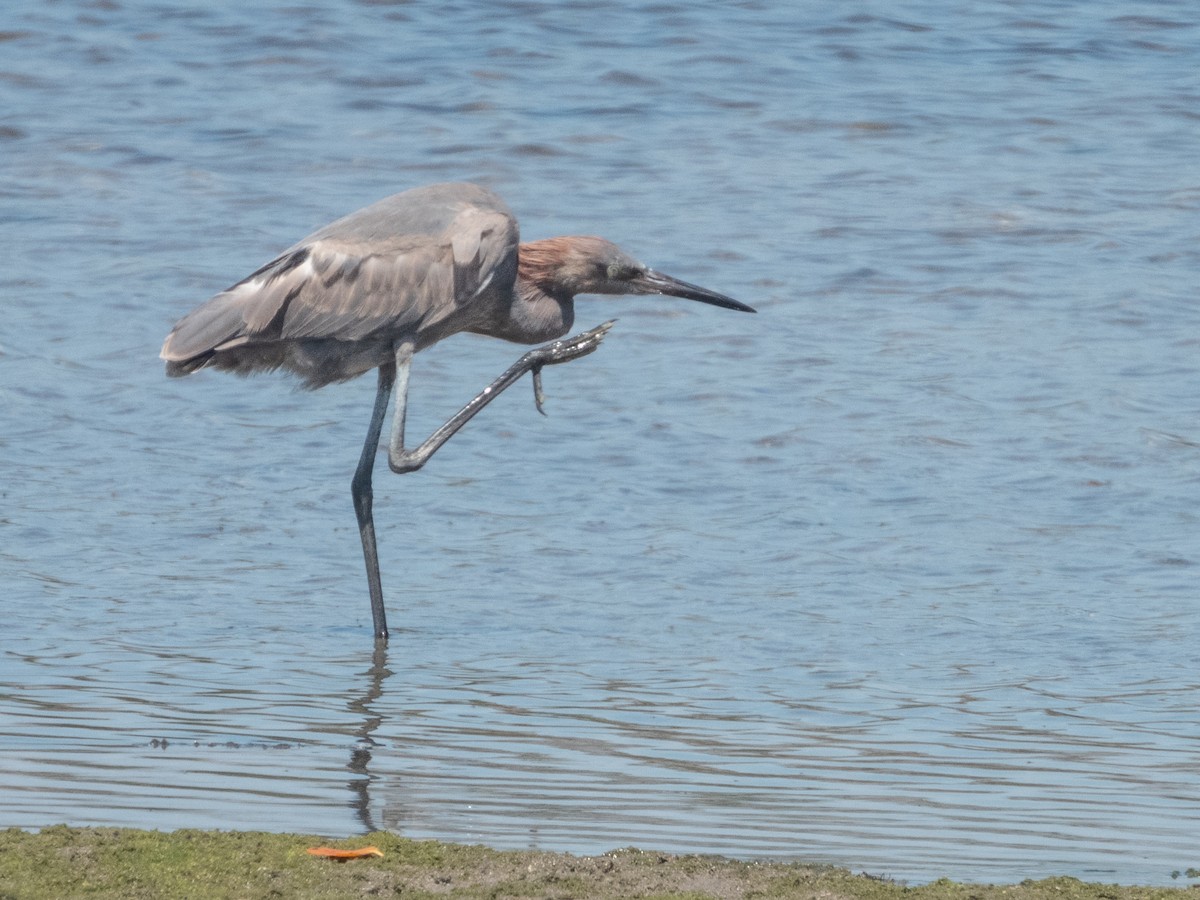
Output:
[607,263,637,280]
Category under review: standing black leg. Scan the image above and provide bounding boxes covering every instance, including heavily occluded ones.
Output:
[351,322,612,642]
[352,359,397,642]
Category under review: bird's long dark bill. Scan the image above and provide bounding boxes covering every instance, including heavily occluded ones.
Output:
[639,270,756,313]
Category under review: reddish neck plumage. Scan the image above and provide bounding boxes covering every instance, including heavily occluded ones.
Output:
[493,238,578,343]
[517,237,585,301]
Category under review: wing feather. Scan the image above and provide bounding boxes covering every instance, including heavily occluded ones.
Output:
[161,183,520,380]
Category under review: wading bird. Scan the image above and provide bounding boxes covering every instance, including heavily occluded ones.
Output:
[161,182,754,641]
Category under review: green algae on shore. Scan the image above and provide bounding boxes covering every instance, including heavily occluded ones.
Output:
[0,826,1193,900]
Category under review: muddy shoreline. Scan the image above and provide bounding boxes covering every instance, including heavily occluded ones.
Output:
[0,826,1192,899]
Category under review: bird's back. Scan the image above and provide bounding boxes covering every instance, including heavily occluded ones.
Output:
[161,182,520,388]
[303,182,506,247]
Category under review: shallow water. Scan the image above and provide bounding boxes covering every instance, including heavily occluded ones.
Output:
[2,0,1199,886]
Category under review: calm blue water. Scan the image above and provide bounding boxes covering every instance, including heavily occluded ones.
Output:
[2,0,1198,886]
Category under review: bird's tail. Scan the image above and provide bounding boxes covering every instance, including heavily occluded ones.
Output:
[160,289,257,376]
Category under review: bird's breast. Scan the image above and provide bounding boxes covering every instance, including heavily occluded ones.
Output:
[471,285,574,345]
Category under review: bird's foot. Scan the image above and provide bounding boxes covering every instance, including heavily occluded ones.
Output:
[528,320,616,415]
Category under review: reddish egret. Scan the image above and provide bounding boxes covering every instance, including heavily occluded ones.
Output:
[161,182,754,641]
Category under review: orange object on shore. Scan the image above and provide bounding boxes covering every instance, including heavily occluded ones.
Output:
[306,846,384,859]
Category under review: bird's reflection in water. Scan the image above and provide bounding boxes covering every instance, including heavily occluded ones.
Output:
[345,641,392,833]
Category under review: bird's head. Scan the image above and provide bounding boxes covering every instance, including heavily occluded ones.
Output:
[519,236,755,313]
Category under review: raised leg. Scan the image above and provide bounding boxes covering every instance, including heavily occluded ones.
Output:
[353,320,614,643]
[387,320,614,474]
[352,358,397,642]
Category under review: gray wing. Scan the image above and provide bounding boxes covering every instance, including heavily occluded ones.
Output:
[161,182,519,367]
